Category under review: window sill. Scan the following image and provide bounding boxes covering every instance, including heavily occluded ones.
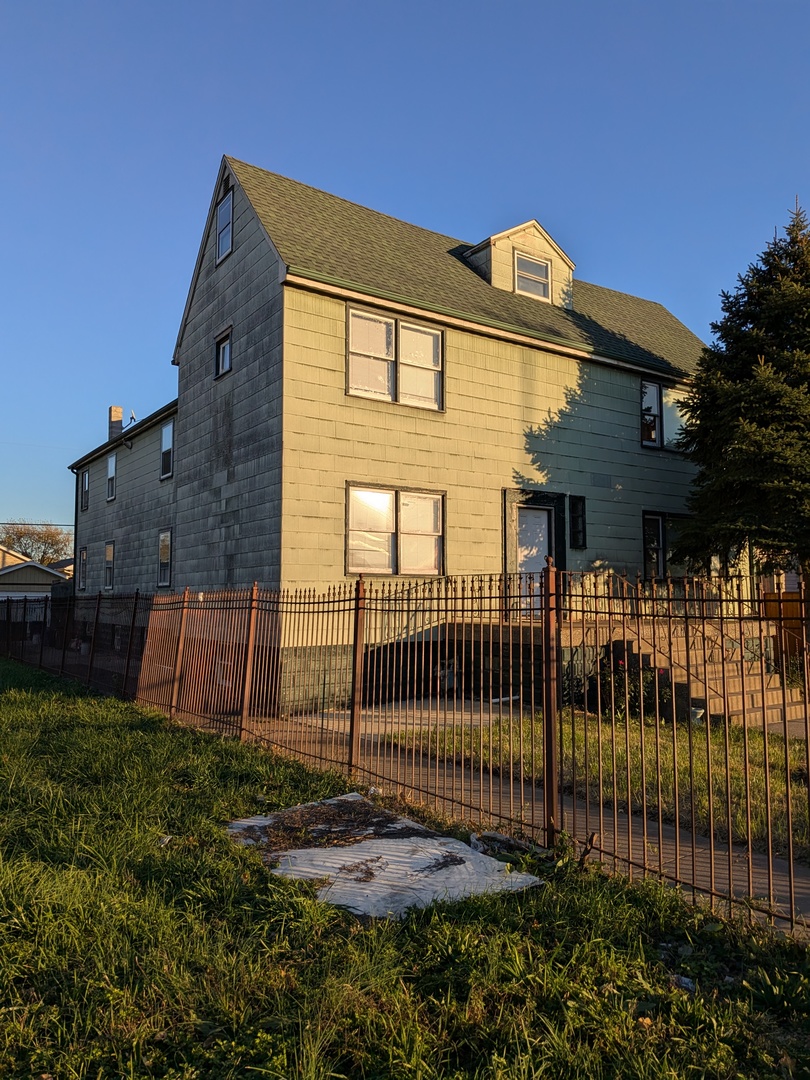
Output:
[346,389,443,413]
[641,443,683,455]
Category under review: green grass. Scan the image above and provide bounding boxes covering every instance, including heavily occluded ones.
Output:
[388,710,810,863]
[1,659,809,1079]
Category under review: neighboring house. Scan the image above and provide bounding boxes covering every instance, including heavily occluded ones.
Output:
[49,557,75,580]
[70,156,703,595]
[0,545,27,570]
[0,561,67,599]
[70,402,178,595]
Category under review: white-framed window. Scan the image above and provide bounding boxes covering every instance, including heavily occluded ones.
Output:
[641,381,684,449]
[104,541,115,590]
[216,190,233,262]
[158,529,172,587]
[106,454,116,501]
[347,485,443,575]
[215,333,232,377]
[160,421,174,478]
[514,252,551,301]
[78,548,87,590]
[80,469,89,511]
[348,309,442,410]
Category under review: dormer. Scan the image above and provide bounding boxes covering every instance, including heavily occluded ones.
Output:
[465,220,575,309]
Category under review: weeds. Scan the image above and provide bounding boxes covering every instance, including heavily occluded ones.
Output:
[0,659,808,1078]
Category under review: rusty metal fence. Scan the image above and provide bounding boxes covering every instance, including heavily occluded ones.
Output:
[3,570,810,930]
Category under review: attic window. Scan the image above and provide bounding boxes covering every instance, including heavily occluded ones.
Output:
[216,190,233,262]
[514,252,550,301]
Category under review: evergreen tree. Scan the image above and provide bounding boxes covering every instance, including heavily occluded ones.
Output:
[676,205,810,574]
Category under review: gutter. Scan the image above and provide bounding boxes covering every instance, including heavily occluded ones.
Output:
[283,269,693,384]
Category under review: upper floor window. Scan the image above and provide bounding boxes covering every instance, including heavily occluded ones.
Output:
[158,529,172,587]
[347,485,443,575]
[348,310,442,410]
[106,454,116,501]
[216,190,233,262]
[641,381,685,449]
[104,541,115,590]
[215,333,232,378]
[80,469,89,511]
[160,421,174,479]
[514,252,551,301]
[78,548,87,590]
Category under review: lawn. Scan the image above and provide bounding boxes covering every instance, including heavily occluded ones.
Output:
[1,658,809,1079]
[386,709,810,863]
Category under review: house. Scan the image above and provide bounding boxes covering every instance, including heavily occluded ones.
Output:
[0,544,27,570]
[69,156,703,595]
[0,561,67,599]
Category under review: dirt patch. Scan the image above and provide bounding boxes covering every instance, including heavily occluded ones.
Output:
[230,794,437,856]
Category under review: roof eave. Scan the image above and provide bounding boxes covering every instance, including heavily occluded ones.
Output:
[68,399,179,472]
[284,267,694,381]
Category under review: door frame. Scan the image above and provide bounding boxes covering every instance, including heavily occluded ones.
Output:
[503,490,567,575]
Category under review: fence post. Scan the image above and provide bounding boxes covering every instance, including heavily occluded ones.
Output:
[348,576,366,772]
[170,587,190,718]
[21,596,28,662]
[86,592,102,686]
[240,582,260,742]
[543,556,559,849]
[4,596,10,657]
[122,591,140,698]
[38,596,47,669]
[59,595,73,675]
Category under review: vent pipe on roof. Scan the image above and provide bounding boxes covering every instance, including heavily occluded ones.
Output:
[108,406,123,441]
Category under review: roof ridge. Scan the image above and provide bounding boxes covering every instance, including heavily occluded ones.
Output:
[225,156,472,249]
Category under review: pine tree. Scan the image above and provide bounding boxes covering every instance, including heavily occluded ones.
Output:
[676,205,810,574]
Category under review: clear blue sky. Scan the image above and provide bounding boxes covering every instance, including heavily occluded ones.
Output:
[2,0,808,530]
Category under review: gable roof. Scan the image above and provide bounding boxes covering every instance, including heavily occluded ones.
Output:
[0,544,27,569]
[467,219,575,271]
[226,156,704,379]
[68,399,178,471]
[0,561,67,581]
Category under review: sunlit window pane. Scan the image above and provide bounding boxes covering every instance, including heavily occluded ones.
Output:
[663,388,684,448]
[399,365,440,409]
[400,325,441,369]
[400,493,441,535]
[349,489,394,533]
[401,535,440,575]
[348,531,394,572]
[349,355,394,399]
[350,312,394,359]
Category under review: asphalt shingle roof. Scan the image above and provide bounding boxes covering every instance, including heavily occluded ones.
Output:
[227,156,704,379]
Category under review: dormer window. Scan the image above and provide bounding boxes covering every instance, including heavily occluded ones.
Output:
[514,252,551,300]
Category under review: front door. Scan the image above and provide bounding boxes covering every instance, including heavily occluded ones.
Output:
[517,506,552,577]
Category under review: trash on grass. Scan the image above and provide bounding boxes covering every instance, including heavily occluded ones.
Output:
[228,793,541,919]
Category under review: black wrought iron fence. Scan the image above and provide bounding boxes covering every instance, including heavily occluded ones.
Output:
[3,570,810,931]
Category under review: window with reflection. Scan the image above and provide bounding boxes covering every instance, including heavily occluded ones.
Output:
[348,310,442,410]
[347,486,443,574]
